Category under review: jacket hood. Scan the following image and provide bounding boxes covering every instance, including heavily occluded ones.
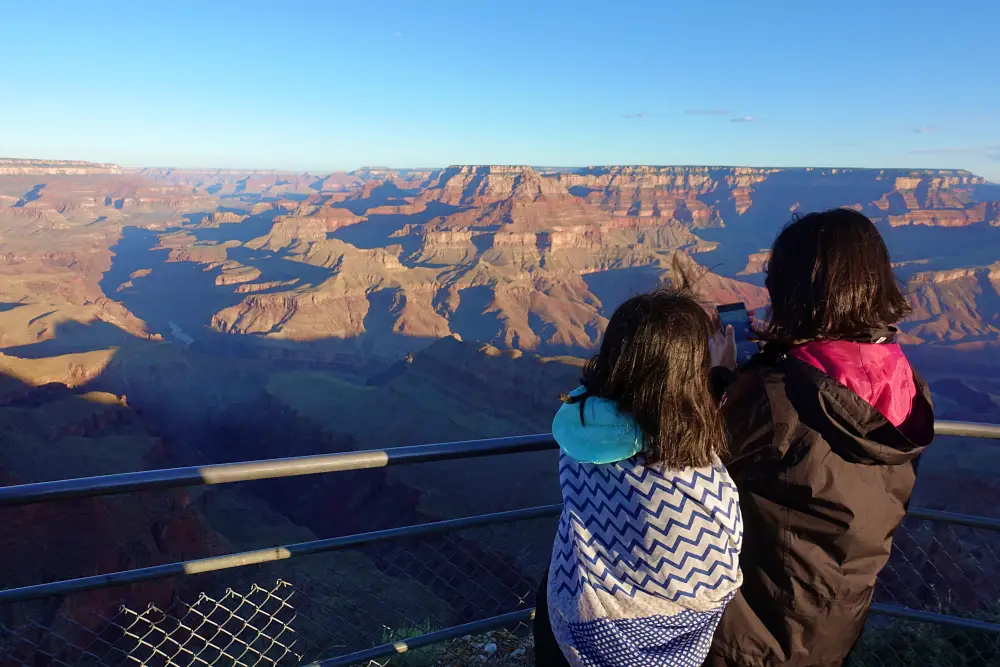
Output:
[551,387,642,464]
[791,340,916,428]
[782,336,934,465]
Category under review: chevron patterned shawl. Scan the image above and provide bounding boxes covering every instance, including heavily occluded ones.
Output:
[547,395,743,667]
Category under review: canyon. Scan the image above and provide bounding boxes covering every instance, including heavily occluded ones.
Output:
[0,158,999,662]
[2,156,999,480]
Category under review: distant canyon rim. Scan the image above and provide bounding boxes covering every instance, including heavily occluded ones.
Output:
[1,158,998,369]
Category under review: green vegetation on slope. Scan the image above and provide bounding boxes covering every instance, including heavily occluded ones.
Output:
[263,337,574,521]
[265,369,545,449]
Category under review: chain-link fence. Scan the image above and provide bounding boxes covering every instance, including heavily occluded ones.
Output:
[876,515,1000,619]
[0,581,301,667]
[0,515,553,666]
[854,614,1000,667]
[2,511,999,666]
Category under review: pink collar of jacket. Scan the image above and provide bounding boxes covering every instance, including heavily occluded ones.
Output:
[789,340,918,428]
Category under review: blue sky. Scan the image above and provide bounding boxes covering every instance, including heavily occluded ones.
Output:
[1,0,998,179]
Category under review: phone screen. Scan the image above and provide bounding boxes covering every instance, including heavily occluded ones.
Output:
[717,303,757,364]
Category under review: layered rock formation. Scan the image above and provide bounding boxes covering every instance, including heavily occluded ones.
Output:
[68,162,988,358]
[557,165,778,221]
[199,165,767,355]
[905,262,1000,341]
[887,201,1000,227]
[0,159,998,363]
[0,158,123,175]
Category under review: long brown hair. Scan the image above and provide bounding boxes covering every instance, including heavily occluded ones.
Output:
[762,208,912,344]
[565,288,726,468]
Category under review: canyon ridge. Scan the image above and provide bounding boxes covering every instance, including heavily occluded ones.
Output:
[1,158,999,661]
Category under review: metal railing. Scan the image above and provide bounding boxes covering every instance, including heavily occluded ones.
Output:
[0,434,559,508]
[1,420,995,509]
[1,419,999,666]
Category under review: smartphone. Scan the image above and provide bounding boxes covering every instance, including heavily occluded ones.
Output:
[716,302,758,364]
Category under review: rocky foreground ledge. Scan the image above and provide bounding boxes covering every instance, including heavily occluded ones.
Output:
[369,627,535,666]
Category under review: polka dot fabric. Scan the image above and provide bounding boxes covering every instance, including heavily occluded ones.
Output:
[567,598,731,667]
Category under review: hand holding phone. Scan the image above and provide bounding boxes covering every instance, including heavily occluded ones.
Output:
[716,302,757,365]
[710,325,738,370]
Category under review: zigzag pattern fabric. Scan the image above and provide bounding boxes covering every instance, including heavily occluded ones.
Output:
[548,452,743,666]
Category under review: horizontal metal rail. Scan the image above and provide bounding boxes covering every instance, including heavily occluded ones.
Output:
[934,420,1000,440]
[1,501,995,606]
[0,433,557,508]
[906,507,1000,531]
[0,419,997,508]
[307,608,536,667]
[0,504,562,604]
[0,421,997,607]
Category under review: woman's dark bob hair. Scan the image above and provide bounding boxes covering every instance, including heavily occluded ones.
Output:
[565,288,725,468]
[763,208,911,344]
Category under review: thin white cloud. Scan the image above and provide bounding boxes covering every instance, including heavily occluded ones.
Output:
[730,116,756,123]
[392,31,403,37]
[913,125,938,134]
[684,109,731,116]
[622,112,649,119]
[909,147,975,155]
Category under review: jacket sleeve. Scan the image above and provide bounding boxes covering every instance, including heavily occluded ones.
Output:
[711,345,778,403]
[710,366,737,402]
[719,369,779,475]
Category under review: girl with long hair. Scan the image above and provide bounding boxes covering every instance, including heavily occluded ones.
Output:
[535,288,743,667]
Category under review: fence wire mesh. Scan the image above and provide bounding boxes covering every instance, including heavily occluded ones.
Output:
[853,614,1000,667]
[1,512,998,666]
[0,516,552,666]
[876,516,1000,619]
